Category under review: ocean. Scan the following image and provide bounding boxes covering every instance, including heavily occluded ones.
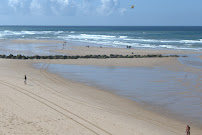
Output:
[0,26,202,51]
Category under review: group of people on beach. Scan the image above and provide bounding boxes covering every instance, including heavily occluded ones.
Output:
[85,45,103,48]
[126,45,132,48]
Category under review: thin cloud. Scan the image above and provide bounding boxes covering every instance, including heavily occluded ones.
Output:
[96,0,119,16]
[119,8,127,16]
[1,0,125,16]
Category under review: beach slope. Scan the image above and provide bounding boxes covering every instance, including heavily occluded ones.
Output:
[0,58,201,135]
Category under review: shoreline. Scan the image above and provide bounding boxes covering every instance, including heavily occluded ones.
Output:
[0,39,201,134]
[31,57,202,127]
[54,44,202,56]
[0,58,201,135]
[1,39,202,55]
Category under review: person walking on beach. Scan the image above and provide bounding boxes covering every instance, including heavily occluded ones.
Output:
[24,75,27,85]
[186,125,190,135]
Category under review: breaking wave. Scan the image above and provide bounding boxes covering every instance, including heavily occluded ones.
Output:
[0,28,202,51]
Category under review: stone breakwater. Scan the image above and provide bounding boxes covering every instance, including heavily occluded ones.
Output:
[0,54,187,60]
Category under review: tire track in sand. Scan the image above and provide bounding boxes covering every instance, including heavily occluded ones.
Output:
[40,63,136,115]
[28,63,135,118]
[0,80,112,135]
[39,63,183,135]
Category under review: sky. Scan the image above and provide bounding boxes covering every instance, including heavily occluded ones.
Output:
[0,0,202,26]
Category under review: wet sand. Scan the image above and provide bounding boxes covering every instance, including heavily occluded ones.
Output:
[0,39,201,134]
[1,59,201,135]
[0,39,64,56]
[33,64,202,126]
[11,39,65,44]
[55,45,202,56]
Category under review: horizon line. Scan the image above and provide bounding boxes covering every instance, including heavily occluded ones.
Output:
[0,25,202,27]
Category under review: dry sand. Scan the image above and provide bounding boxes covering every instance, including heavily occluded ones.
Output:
[1,59,202,135]
[0,40,202,135]
[1,59,201,135]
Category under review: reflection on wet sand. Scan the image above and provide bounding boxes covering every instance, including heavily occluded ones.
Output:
[34,63,202,125]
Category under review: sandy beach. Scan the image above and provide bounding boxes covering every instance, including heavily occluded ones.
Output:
[11,39,64,44]
[55,45,202,56]
[0,39,202,135]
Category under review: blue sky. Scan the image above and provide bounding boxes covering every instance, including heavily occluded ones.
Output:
[0,0,202,26]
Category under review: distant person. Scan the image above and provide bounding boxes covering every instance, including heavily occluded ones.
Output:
[24,75,27,85]
[126,45,131,49]
[186,125,190,135]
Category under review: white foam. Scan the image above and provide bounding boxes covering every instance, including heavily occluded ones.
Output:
[63,34,117,41]
[21,31,58,35]
[138,44,157,48]
[3,30,22,35]
[159,45,176,49]
[123,38,202,45]
[160,40,179,43]
[123,38,160,42]
[4,30,197,51]
[180,40,202,43]
[119,36,128,39]
[22,31,35,35]
[55,31,64,34]
[37,37,51,39]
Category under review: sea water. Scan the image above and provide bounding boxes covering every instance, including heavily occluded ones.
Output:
[34,63,202,125]
[0,26,202,51]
